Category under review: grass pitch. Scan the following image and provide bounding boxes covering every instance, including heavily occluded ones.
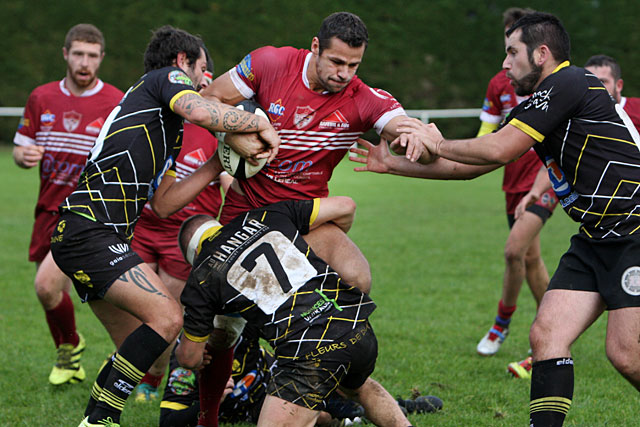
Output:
[0,146,635,426]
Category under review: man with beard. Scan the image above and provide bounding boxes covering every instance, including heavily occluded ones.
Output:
[13,23,123,386]
[584,54,640,132]
[380,12,640,426]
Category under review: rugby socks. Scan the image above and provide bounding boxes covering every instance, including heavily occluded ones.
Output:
[197,344,234,427]
[140,371,164,388]
[489,300,516,340]
[45,290,79,347]
[89,324,170,423]
[529,358,573,426]
[85,354,114,417]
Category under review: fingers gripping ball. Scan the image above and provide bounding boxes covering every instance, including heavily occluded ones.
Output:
[217,100,269,179]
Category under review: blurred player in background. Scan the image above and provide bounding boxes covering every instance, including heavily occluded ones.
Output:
[474,8,559,381]
[13,23,123,386]
[130,55,233,402]
[584,54,640,131]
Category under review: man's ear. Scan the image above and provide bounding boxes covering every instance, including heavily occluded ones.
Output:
[311,37,320,55]
[175,51,188,68]
[533,45,551,67]
[616,78,624,94]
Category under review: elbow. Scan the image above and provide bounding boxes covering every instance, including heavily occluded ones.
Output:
[150,200,172,219]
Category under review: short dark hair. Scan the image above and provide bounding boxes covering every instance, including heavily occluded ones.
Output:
[143,25,204,73]
[65,24,105,52]
[317,12,368,53]
[506,12,571,63]
[502,7,535,29]
[584,54,621,81]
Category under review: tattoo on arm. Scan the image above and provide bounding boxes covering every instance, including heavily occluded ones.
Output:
[174,93,259,132]
[118,265,168,298]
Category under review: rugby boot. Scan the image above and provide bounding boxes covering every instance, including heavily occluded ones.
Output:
[476,325,509,356]
[49,333,86,385]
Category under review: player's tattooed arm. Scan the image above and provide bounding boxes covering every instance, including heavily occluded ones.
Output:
[118,265,168,298]
[173,92,259,132]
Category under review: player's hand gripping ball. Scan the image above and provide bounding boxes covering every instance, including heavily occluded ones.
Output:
[217,100,269,179]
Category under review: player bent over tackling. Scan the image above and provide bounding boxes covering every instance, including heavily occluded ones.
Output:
[176,197,412,427]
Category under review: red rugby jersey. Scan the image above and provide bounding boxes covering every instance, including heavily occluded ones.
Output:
[14,79,123,215]
[479,69,541,194]
[228,46,405,206]
[621,96,640,132]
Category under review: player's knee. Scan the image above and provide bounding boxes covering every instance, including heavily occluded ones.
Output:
[151,300,183,341]
[34,276,62,307]
[504,242,526,265]
[606,341,640,378]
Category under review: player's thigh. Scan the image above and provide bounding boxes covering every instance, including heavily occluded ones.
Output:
[104,263,182,340]
[505,211,544,256]
[532,289,605,354]
[606,307,640,359]
[157,266,187,301]
[257,395,319,427]
[34,251,72,294]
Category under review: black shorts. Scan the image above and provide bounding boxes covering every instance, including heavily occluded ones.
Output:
[50,211,143,302]
[549,233,640,309]
[267,320,377,410]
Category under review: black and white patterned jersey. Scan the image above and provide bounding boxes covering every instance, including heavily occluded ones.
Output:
[506,62,640,239]
[181,199,376,360]
[61,66,199,239]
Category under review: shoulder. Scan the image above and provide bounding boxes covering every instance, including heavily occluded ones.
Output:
[247,45,304,66]
[28,81,62,99]
[100,82,125,98]
[489,69,510,87]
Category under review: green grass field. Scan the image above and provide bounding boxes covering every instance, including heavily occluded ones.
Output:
[0,145,635,426]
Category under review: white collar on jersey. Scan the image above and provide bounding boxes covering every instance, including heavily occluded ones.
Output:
[59,78,104,97]
[620,96,627,109]
[302,52,330,95]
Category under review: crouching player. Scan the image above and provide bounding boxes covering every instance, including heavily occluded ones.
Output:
[175,197,412,426]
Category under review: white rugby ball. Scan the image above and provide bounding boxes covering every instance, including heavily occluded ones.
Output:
[217,100,269,179]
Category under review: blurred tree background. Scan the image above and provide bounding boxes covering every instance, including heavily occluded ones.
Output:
[1,0,638,143]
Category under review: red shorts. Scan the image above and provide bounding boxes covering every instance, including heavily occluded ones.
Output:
[131,214,191,281]
[29,210,60,262]
[505,188,558,216]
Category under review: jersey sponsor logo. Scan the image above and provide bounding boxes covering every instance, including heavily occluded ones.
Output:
[545,157,571,197]
[73,270,93,288]
[40,109,56,130]
[108,243,130,255]
[41,153,85,183]
[319,110,349,129]
[183,148,207,167]
[482,97,492,112]
[294,105,315,129]
[168,367,196,395]
[236,54,255,82]
[18,117,30,130]
[267,100,285,122]
[621,266,640,296]
[148,155,175,200]
[500,93,513,104]
[271,158,313,173]
[168,70,193,87]
[525,86,553,112]
[63,110,82,132]
[85,117,105,135]
[231,370,257,399]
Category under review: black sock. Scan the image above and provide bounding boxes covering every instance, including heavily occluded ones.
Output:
[89,324,169,423]
[85,353,115,417]
[530,357,574,427]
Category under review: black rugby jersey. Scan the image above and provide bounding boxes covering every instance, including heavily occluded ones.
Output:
[506,62,640,238]
[61,66,200,238]
[181,199,376,360]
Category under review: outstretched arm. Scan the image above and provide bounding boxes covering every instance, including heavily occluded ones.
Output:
[349,138,498,179]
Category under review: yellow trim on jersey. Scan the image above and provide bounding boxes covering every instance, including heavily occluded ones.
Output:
[160,401,190,410]
[261,211,268,222]
[164,169,176,178]
[573,134,639,186]
[183,330,210,343]
[476,121,499,137]
[65,208,98,221]
[589,86,607,90]
[105,124,156,172]
[170,90,201,112]
[552,61,570,74]
[309,198,321,226]
[198,225,222,254]
[509,119,545,142]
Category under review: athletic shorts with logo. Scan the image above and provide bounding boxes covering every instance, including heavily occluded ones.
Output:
[549,233,640,309]
[267,321,377,410]
[506,188,558,228]
[50,211,143,302]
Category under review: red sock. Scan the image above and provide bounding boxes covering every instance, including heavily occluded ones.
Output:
[197,345,234,427]
[497,299,517,325]
[45,291,79,347]
[140,372,164,388]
